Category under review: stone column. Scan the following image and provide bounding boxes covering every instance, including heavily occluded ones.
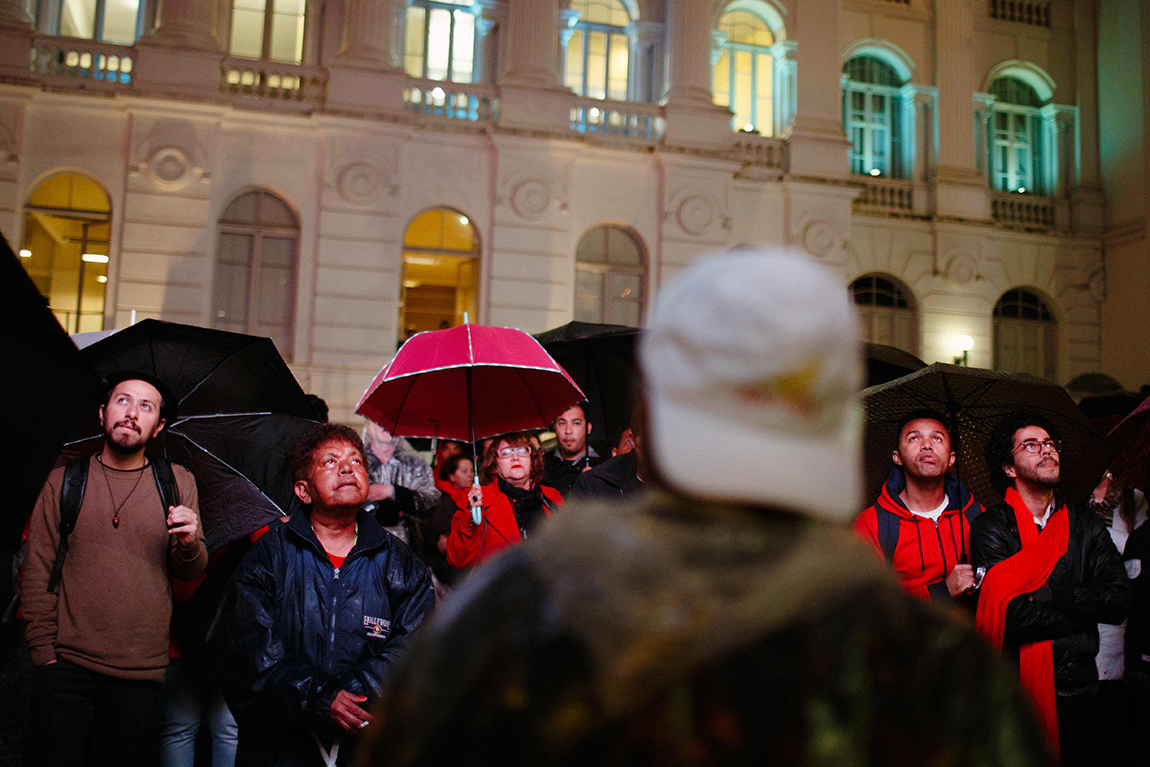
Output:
[499,0,570,132]
[140,0,220,50]
[0,0,32,29]
[787,0,850,177]
[134,0,221,98]
[902,83,937,215]
[0,0,34,81]
[662,0,730,146]
[557,7,579,88]
[1071,0,1104,233]
[933,0,988,218]
[628,20,662,103]
[971,92,996,181]
[337,0,397,69]
[770,39,797,136]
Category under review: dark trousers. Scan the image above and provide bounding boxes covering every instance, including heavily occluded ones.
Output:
[27,658,163,767]
[1056,686,1101,767]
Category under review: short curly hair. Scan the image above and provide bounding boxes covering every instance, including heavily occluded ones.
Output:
[481,431,544,486]
[985,411,1061,493]
[438,453,474,483]
[290,423,366,483]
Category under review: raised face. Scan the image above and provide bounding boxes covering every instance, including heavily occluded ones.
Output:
[1005,425,1060,489]
[612,428,636,457]
[296,438,369,511]
[449,458,475,490]
[100,379,165,455]
[494,440,532,485]
[892,418,955,481]
[555,405,590,458]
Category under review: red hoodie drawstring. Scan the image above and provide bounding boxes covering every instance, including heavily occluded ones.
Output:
[914,517,925,571]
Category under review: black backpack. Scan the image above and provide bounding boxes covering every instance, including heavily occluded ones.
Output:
[47,456,180,593]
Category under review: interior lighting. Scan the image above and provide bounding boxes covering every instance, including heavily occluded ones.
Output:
[96,275,108,283]
[431,87,445,100]
[404,256,440,266]
[403,280,420,289]
[82,253,109,263]
[19,249,31,258]
[742,123,755,132]
[1017,187,1026,193]
[952,334,974,366]
[459,215,469,225]
[869,168,881,176]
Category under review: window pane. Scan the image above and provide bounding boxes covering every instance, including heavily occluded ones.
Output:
[586,30,607,99]
[574,268,604,322]
[608,271,640,304]
[712,50,730,108]
[257,239,295,327]
[405,6,426,77]
[733,50,753,129]
[609,298,640,327]
[269,0,305,63]
[605,228,639,265]
[426,7,451,81]
[576,227,607,263]
[218,232,253,265]
[451,10,474,83]
[230,0,266,59]
[565,29,585,92]
[258,192,294,227]
[213,235,253,329]
[101,0,140,43]
[607,32,628,100]
[755,52,773,136]
[60,0,96,38]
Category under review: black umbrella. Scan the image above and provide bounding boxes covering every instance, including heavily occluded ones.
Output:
[864,343,926,387]
[533,321,640,450]
[862,363,1112,509]
[0,235,101,547]
[66,320,319,551]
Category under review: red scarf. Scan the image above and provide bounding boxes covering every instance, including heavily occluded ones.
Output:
[975,487,1069,759]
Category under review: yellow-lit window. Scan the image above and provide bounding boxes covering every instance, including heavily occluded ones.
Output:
[566,0,630,101]
[404,0,477,83]
[20,174,112,334]
[55,0,144,43]
[400,208,480,342]
[229,0,305,63]
[713,9,774,135]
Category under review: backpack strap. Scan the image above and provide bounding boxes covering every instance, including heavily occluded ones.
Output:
[875,505,900,564]
[48,458,90,593]
[150,456,180,512]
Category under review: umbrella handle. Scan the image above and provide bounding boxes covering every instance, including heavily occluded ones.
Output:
[470,480,483,526]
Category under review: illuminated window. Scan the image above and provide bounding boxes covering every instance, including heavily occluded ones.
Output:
[213,190,299,358]
[404,0,476,82]
[574,225,644,327]
[994,288,1056,379]
[19,174,111,333]
[564,0,631,101]
[988,78,1043,194]
[851,274,916,354]
[401,208,480,342]
[713,9,774,135]
[229,0,305,63]
[843,56,904,178]
[49,0,145,43]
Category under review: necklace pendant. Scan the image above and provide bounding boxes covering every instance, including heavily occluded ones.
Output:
[112,515,119,528]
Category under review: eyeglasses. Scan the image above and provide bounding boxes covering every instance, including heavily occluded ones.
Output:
[1014,439,1061,455]
[497,446,531,458]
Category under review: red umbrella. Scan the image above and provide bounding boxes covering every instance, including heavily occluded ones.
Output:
[1107,395,1150,491]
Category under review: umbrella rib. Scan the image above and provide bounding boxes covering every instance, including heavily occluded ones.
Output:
[386,374,421,434]
[173,429,290,514]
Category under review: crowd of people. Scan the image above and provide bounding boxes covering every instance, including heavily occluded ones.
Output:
[15,247,1150,766]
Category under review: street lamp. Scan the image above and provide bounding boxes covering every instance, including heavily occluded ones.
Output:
[953,335,974,366]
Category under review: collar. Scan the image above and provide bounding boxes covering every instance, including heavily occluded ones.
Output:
[555,445,598,465]
[286,506,389,560]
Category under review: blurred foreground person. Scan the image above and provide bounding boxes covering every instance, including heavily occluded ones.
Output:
[364,250,1050,767]
[972,412,1129,765]
[222,424,433,766]
[854,409,982,606]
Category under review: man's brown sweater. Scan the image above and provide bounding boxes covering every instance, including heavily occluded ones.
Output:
[22,456,208,681]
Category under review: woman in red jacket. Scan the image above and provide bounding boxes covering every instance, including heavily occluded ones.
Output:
[446,432,563,569]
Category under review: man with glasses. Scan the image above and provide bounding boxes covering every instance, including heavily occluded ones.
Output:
[971,411,1129,766]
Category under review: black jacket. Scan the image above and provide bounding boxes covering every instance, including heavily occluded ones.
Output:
[1123,520,1150,676]
[543,449,603,497]
[222,509,434,766]
[970,496,1129,692]
[569,451,642,502]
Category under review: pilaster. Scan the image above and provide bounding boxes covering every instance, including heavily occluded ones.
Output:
[933,0,988,219]
[662,0,730,147]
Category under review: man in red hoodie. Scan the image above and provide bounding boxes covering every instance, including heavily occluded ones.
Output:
[854,408,982,603]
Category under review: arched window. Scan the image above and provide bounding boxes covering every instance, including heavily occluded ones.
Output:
[988,77,1044,194]
[45,0,146,43]
[212,189,299,357]
[993,288,1057,380]
[564,0,631,101]
[713,8,774,135]
[843,56,904,178]
[229,0,306,62]
[400,208,480,342]
[404,0,477,83]
[19,173,112,333]
[850,274,916,354]
[574,225,644,326]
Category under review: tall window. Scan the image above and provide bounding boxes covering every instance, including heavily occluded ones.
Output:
[404,0,476,83]
[851,275,916,353]
[19,174,111,333]
[994,288,1057,380]
[229,0,305,62]
[400,208,480,342]
[713,9,774,136]
[574,225,644,326]
[843,56,903,178]
[45,0,146,43]
[988,78,1043,194]
[212,189,298,358]
[564,0,630,101]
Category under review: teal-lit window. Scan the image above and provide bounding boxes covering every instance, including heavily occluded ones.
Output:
[229,0,305,62]
[404,0,476,82]
[843,56,903,178]
[564,0,630,101]
[989,78,1043,194]
[713,9,774,136]
[47,0,146,43]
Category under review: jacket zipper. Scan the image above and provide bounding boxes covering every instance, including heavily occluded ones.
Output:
[933,519,949,574]
[328,567,340,668]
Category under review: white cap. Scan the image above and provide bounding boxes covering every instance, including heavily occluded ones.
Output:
[640,248,863,520]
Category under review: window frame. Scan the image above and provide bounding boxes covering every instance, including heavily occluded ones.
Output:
[992,288,1057,380]
[42,0,148,43]
[573,224,646,327]
[565,0,632,101]
[712,9,776,136]
[404,0,479,83]
[850,274,917,354]
[987,78,1044,195]
[227,0,309,64]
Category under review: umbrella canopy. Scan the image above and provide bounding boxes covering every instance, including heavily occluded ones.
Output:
[864,343,927,387]
[67,320,319,551]
[862,363,1112,509]
[0,236,101,547]
[357,323,584,442]
[533,321,640,448]
[1105,395,1150,491]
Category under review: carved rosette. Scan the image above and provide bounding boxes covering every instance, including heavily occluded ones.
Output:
[802,220,836,257]
[146,147,192,190]
[510,179,551,220]
[337,161,385,206]
[676,195,716,236]
[946,253,979,286]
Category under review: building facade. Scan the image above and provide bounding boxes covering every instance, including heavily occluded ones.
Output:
[0,0,1146,423]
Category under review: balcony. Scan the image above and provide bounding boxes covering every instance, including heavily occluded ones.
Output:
[991,192,1056,230]
[220,58,328,108]
[404,79,498,123]
[989,0,1051,27]
[30,35,135,90]
[730,136,788,175]
[569,97,664,143]
[854,177,915,214]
